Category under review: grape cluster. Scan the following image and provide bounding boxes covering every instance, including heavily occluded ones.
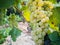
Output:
[26,0,54,45]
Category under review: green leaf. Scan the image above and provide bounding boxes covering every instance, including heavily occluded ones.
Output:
[8,14,18,27]
[0,28,11,44]
[53,7,60,25]
[0,38,6,44]
[46,0,57,3]
[51,40,60,45]
[21,6,28,11]
[9,27,22,41]
[0,9,6,25]
[0,29,7,38]
[54,2,60,8]
[49,31,60,42]
[50,7,60,26]
[0,0,15,9]
[16,16,23,22]
[49,31,60,45]
[0,0,21,9]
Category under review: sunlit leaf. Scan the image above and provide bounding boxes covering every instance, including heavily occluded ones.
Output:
[50,7,60,26]
[23,9,31,21]
[47,0,57,3]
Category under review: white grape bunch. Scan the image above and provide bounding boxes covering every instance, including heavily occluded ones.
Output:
[26,0,54,45]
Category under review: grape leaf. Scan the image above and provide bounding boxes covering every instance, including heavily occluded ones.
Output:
[54,2,60,7]
[49,31,60,42]
[0,28,11,44]
[50,7,60,26]
[0,0,21,9]
[9,27,22,41]
[0,0,15,9]
[49,31,60,45]
[0,38,6,44]
[47,0,57,3]
[51,40,60,45]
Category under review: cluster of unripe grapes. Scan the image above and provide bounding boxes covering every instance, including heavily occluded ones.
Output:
[26,0,54,45]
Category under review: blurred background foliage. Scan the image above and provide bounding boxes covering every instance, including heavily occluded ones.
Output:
[0,0,60,45]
